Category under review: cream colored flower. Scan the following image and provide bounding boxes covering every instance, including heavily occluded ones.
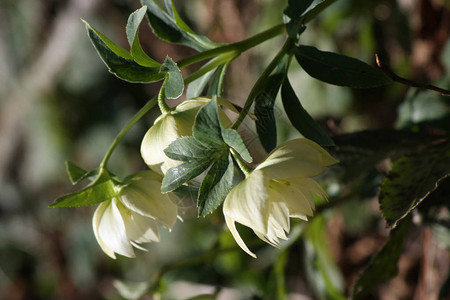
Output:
[141,97,236,175]
[223,138,338,257]
[92,171,178,259]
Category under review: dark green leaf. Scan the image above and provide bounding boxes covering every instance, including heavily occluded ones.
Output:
[281,77,334,146]
[186,69,215,99]
[126,6,160,67]
[160,56,184,99]
[207,64,228,97]
[379,141,450,228]
[352,216,411,299]
[50,171,116,207]
[65,161,88,184]
[164,136,216,161]
[295,45,392,88]
[254,54,291,152]
[283,0,314,39]
[83,20,164,83]
[193,96,225,147]
[197,153,234,217]
[141,0,216,51]
[161,159,214,193]
[222,128,252,162]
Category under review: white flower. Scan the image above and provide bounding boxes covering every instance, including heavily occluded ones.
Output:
[223,138,338,257]
[141,97,236,175]
[92,171,178,259]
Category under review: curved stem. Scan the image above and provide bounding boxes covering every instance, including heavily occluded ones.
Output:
[231,149,253,177]
[157,83,173,114]
[177,24,285,68]
[231,38,295,130]
[100,96,158,168]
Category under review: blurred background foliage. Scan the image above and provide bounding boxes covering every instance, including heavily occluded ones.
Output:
[0,0,449,299]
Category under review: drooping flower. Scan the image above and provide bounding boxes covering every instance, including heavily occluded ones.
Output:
[223,138,338,257]
[141,97,235,175]
[92,171,178,259]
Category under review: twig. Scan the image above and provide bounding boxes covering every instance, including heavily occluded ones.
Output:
[375,54,450,96]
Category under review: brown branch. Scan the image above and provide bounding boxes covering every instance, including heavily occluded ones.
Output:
[375,54,450,96]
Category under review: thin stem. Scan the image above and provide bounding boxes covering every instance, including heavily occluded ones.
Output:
[231,149,253,177]
[177,24,285,68]
[100,96,158,168]
[375,54,450,96]
[232,38,295,130]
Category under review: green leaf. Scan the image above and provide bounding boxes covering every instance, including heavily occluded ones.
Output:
[186,69,215,99]
[126,6,161,67]
[160,56,184,99]
[295,45,392,88]
[281,77,334,146]
[197,153,234,217]
[221,128,253,162]
[65,161,88,184]
[207,64,228,97]
[83,20,164,83]
[141,0,216,51]
[304,215,346,300]
[164,136,216,161]
[379,141,450,228]
[254,54,291,152]
[352,216,411,299]
[162,158,215,193]
[283,0,314,39]
[193,96,225,147]
[50,170,117,207]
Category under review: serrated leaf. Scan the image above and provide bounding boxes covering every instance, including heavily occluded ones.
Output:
[207,64,228,96]
[281,77,334,146]
[126,6,160,67]
[164,136,215,161]
[352,216,411,300]
[50,171,116,207]
[84,20,164,83]
[141,0,216,51]
[379,141,450,228]
[222,128,252,162]
[295,45,392,88]
[283,0,315,39]
[160,56,184,99]
[186,69,215,99]
[197,153,234,217]
[193,96,225,147]
[254,54,291,152]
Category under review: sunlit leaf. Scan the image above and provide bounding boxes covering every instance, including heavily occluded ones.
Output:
[295,45,392,88]
[84,20,164,83]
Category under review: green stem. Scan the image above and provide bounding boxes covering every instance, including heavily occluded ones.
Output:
[184,51,238,85]
[231,38,295,130]
[177,23,285,68]
[157,82,172,114]
[100,96,158,168]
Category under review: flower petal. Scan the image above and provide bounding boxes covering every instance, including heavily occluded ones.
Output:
[97,198,135,258]
[120,208,160,244]
[92,201,116,259]
[270,179,314,218]
[225,216,256,258]
[223,169,270,235]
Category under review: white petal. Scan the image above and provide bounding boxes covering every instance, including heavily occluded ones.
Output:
[225,216,256,258]
[256,138,338,179]
[141,114,180,174]
[97,198,135,258]
[119,178,178,229]
[92,201,116,259]
[223,170,270,235]
[120,208,160,243]
[270,179,314,218]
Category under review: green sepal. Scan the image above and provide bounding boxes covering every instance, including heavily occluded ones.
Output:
[281,77,334,146]
[379,141,450,228]
[160,56,184,99]
[126,6,161,67]
[352,216,412,299]
[50,169,117,207]
[141,0,217,51]
[295,45,393,88]
[83,20,164,83]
